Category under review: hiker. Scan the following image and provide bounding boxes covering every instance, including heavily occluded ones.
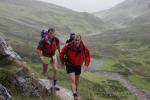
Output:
[60,34,91,100]
[66,33,76,44]
[37,28,60,90]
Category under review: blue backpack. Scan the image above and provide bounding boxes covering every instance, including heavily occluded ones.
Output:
[41,29,48,40]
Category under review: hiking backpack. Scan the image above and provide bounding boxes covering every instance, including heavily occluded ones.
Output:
[41,29,48,40]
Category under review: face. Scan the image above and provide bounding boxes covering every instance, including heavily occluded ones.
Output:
[48,32,55,37]
[74,35,81,45]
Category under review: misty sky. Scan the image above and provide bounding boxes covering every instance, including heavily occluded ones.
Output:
[37,0,125,13]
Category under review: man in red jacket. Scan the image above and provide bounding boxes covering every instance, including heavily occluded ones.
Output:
[60,34,91,100]
[37,28,60,90]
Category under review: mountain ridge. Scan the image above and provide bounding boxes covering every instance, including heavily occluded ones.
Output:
[94,0,150,28]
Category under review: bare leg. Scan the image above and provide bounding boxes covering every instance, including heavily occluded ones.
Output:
[51,55,60,91]
[42,63,48,75]
[75,75,80,92]
[68,73,76,94]
[52,55,58,80]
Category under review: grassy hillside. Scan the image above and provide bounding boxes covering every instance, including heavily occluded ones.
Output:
[87,25,150,92]
[0,0,106,35]
[0,0,107,61]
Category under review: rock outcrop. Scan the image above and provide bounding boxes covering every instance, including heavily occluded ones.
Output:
[14,70,51,97]
[0,84,12,100]
[0,36,52,99]
[0,36,21,65]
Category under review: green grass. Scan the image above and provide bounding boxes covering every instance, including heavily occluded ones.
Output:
[87,29,150,96]
[100,59,117,71]
[81,72,110,83]
[13,94,61,100]
[129,75,150,92]
[81,72,136,100]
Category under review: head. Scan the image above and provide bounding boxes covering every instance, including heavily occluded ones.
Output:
[48,28,55,37]
[74,34,82,45]
[70,33,75,40]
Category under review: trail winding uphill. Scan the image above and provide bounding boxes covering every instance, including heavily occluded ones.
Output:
[95,71,150,100]
[89,58,150,100]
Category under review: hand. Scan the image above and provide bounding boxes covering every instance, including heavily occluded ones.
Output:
[84,65,89,72]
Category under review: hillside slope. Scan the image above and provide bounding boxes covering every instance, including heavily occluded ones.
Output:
[0,0,106,36]
[94,0,150,28]
[0,0,108,60]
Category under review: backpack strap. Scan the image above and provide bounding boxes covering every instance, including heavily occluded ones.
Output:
[66,42,86,54]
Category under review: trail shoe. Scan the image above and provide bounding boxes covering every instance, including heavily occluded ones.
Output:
[76,88,79,95]
[73,93,78,100]
[54,86,60,91]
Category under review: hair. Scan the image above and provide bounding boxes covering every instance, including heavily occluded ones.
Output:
[70,33,75,39]
[75,34,82,40]
[48,28,55,33]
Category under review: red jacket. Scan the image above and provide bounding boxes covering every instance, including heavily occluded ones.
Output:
[37,37,59,57]
[60,41,91,67]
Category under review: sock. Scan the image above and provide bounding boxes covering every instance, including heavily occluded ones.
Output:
[53,80,58,87]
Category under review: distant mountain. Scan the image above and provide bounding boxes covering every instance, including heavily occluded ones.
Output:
[94,0,150,28]
[0,0,106,37]
[0,0,107,60]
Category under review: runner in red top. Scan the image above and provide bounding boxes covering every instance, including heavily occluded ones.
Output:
[60,34,91,100]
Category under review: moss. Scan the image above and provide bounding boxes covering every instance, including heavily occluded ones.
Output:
[0,68,15,88]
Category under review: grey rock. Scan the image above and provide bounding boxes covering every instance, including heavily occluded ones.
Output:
[0,36,51,98]
[0,84,12,100]
[38,79,51,90]
[14,70,51,97]
[0,36,21,65]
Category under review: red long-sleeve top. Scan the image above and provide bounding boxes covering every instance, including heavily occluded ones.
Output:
[60,41,91,67]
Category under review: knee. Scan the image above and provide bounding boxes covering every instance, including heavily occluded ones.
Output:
[54,67,58,72]
[71,79,75,84]
[75,78,79,82]
[53,58,58,66]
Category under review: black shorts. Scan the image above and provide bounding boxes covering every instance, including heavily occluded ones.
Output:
[66,65,82,75]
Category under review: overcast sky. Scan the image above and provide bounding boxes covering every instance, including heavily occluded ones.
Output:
[37,0,125,13]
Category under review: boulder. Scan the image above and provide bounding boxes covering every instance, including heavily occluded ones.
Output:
[0,36,21,65]
[14,70,51,97]
[0,84,12,100]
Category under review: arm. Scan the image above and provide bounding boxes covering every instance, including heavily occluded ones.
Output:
[57,45,61,54]
[56,37,61,53]
[37,49,43,57]
[37,48,46,65]
[37,41,45,64]
[37,40,43,57]
[84,46,91,67]
[60,45,68,65]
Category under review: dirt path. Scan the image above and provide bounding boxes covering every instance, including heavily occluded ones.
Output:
[95,71,150,100]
